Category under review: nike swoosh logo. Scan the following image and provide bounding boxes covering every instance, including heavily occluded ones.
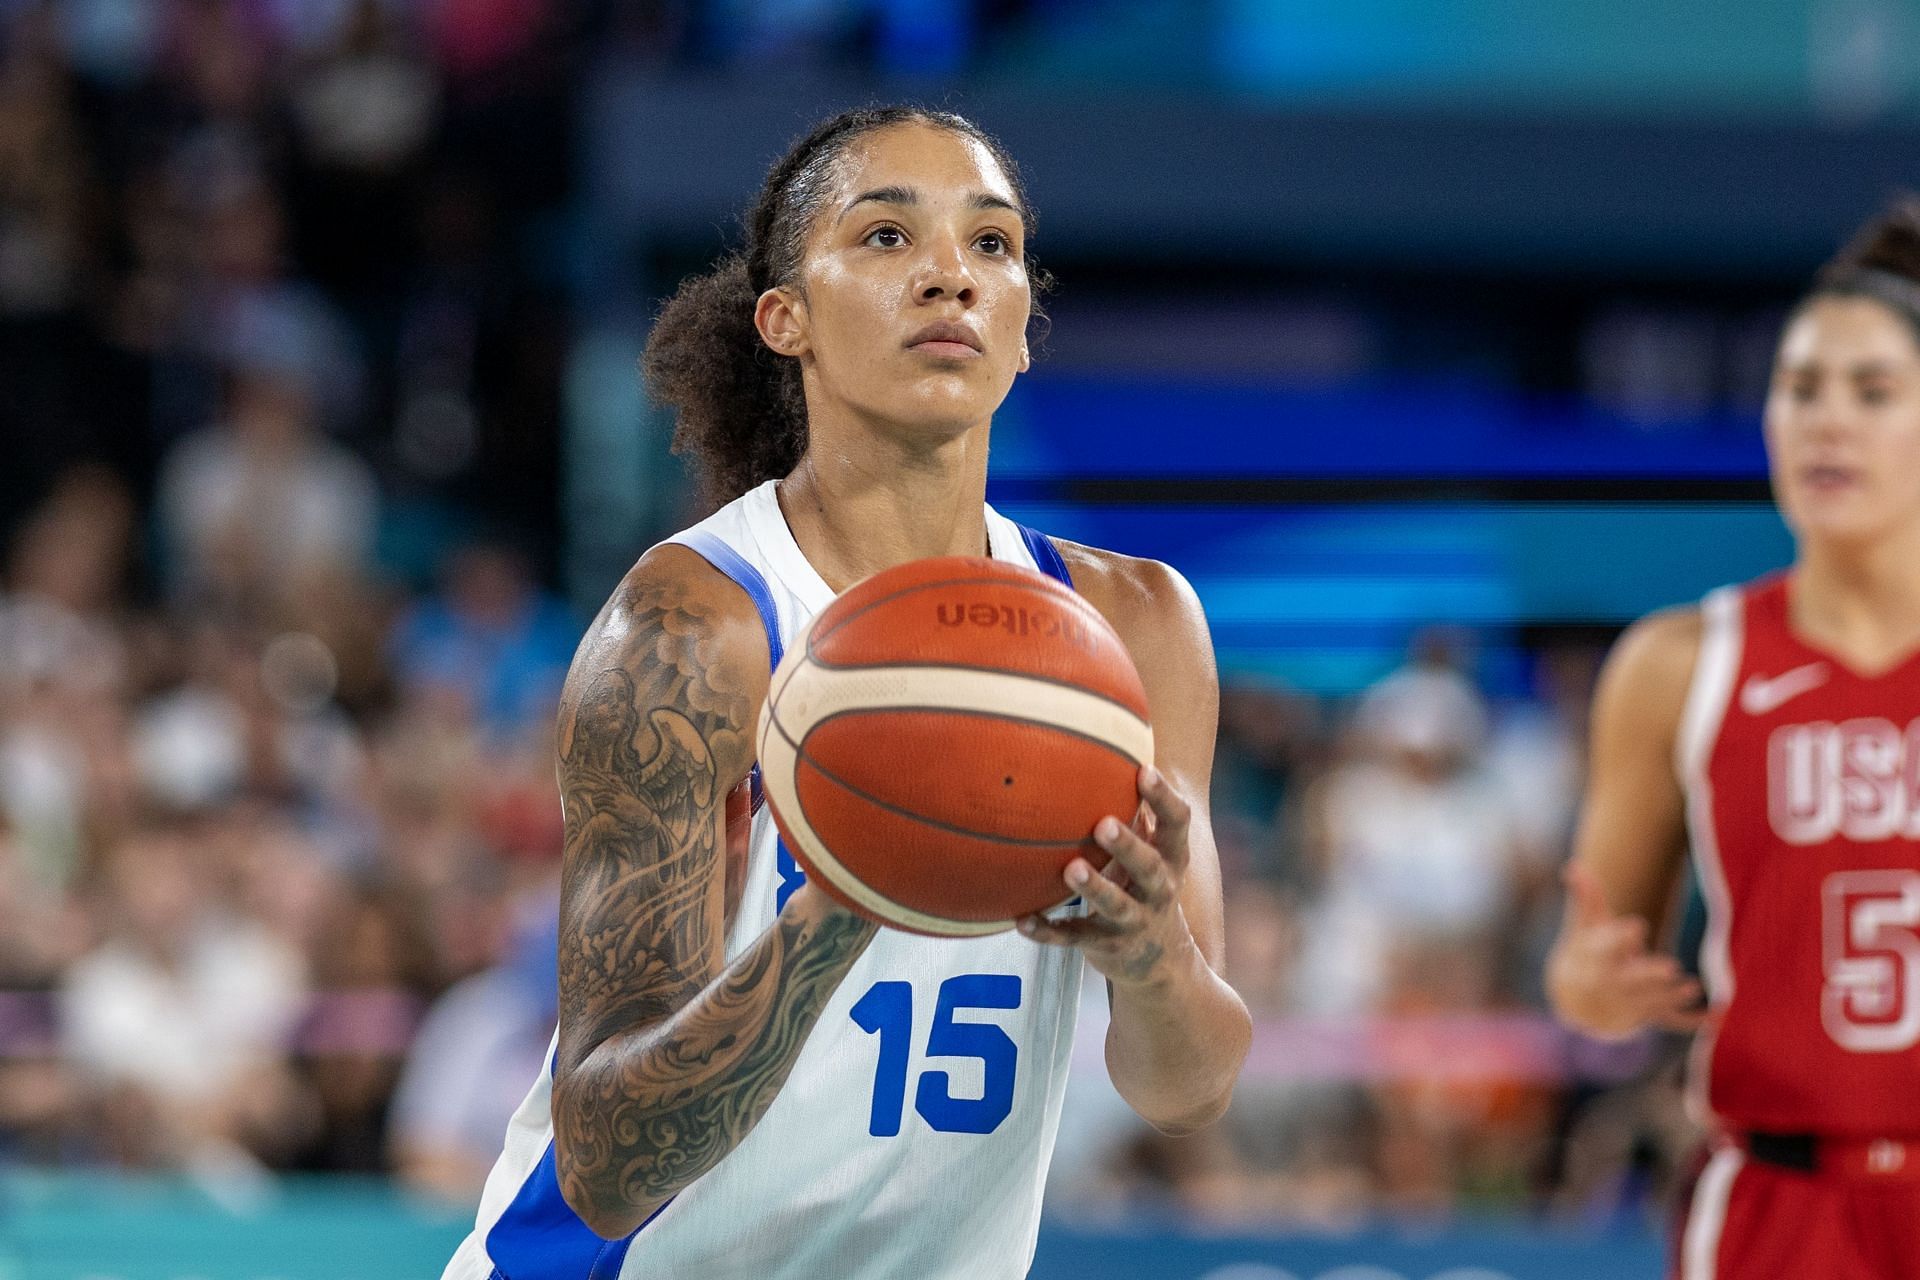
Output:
[1739,662,1830,715]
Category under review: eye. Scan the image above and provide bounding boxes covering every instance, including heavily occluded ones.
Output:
[1859,383,1893,407]
[863,225,906,249]
[975,231,1009,256]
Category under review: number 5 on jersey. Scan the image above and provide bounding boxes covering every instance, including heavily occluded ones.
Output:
[1822,870,1920,1053]
[850,974,1021,1137]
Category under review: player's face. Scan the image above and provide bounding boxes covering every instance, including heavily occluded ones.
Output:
[763,122,1032,440]
[1765,296,1920,547]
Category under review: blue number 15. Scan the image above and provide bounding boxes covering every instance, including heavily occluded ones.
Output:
[848,974,1021,1137]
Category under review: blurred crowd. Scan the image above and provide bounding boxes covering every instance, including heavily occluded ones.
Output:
[0,456,579,1194]
[1050,637,1700,1233]
[0,0,1702,1237]
[0,0,597,1201]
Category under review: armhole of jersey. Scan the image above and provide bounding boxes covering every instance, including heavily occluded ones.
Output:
[672,530,785,673]
[1677,584,1743,1024]
[671,530,785,812]
[1015,524,1072,589]
[1675,586,1744,787]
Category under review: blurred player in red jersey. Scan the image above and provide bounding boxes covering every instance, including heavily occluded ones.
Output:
[1547,201,1920,1279]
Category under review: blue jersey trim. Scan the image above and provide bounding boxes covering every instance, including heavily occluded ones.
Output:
[1015,524,1071,589]
[675,530,785,673]
[483,1139,672,1279]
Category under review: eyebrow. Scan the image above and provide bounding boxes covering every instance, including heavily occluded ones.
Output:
[838,186,1022,221]
[1781,359,1912,378]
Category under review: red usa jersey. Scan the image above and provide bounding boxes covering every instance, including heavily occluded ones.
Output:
[1679,574,1920,1138]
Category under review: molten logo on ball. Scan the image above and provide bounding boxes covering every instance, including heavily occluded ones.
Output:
[935,600,1097,652]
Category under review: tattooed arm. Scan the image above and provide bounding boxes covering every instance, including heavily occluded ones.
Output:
[551,546,879,1239]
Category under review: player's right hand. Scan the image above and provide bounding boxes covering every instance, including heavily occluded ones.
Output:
[1546,862,1708,1042]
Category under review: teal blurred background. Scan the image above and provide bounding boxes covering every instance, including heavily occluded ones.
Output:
[0,1176,1664,1280]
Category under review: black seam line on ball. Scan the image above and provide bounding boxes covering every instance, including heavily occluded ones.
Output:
[786,704,1149,771]
[768,701,1139,842]
[793,750,1108,850]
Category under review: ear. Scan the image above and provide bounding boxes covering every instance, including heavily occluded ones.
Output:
[754,287,809,359]
[1017,340,1031,374]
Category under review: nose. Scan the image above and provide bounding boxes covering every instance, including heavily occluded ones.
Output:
[1800,394,1856,445]
[913,235,975,305]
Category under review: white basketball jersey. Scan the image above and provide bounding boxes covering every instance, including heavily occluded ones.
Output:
[443,481,1087,1280]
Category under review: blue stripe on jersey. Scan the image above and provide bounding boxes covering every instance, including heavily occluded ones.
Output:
[676,529,785,672]
[677,528,786,806]
[1015,524,1071,589]
[484,1139,672,1279]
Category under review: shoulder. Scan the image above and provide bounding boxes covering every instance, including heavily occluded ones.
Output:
[1049,539,1211,668]
[557,542,771,781]
[1601,604,1703,709]
[1047,539,1218,763]
[568,542,770,677]
[1587,603,1706,762]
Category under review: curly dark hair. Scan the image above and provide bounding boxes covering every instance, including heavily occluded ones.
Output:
[1803,194,1920,340]
[641,106,1049,507]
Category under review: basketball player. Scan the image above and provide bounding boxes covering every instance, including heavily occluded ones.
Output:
[438,107,1252,1279]
[1546,202,1920,1278]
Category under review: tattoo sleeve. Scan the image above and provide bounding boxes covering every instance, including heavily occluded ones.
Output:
[551,565,878,1238]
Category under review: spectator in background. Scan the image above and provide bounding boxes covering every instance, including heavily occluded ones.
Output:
[1,467,135,654]
[389,887,558,1203]
[1295,658,1533,1017]
[0,3,91,320]
[0,469,138,893]
[388,538,574,743]
[294,886,430,1174]
[131,621,366,829]
[290,0,442,302]
[58,823,314,1172]
[293,0,439,179]
[1488,644,1597,868]
[156,324,378,614]
[1487,642,1603,1001]
[1292,648,1563,1216]
[1211,679,1322,886]
[0,815,85,991]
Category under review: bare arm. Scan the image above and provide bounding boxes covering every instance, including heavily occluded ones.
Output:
[1545,607,1708,1041]
[1022,548,1251,1134]
[552,547,878,1238]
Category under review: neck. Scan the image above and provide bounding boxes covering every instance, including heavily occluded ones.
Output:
[1792,520,1920,669]
[777,422,992,592]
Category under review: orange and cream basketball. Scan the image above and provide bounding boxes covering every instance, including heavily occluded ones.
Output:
[756,556,1154,936]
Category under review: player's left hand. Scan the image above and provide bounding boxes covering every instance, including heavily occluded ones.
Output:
[1015,765,1196,987]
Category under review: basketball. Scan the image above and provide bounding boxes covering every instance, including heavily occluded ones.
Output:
[756,556,1155,936]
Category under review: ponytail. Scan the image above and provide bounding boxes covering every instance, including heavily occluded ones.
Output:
[1805,194,1920,341]
[641,254,806,508]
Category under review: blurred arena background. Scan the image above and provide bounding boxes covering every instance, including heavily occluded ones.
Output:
[0,1,1913,1276]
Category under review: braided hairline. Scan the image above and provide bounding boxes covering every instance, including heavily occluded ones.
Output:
[745,108,1035,297]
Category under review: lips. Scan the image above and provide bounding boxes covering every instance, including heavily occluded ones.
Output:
[905,321,983,358]
[1801,463,1860,492]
